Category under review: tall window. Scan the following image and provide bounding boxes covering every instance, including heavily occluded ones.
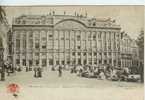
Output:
[108,32,111,50]
[104,60,107,64]
[78,52,81,56]
[35,53,39,56]
[49,34,53,38]
[83,60,87,65]
[22,59,26,66]
[29,60,33,66]
[42,37,47,41]
[77,35,81,41]
[98,32,101,39]
[16,39,20,50]
[77,46,81,49]
[109,59,112,64]
[72,59,76,65]
[88,32,91,40]
[99,60,102,64]
[16,59,20,65]
[42,45,46,49]
[35,43,39,49]
[61,60,64,65]
[89,52,92,56]
[49,59,53,65]
[67,60,70,65]
[78,59,81,65]
[42,59,46,67]
[104,52,107,56]
[23,39,26,49]
[89,61,92,65]
[94,52,97,56]
[36,60,39,66]
[56,61,59,65]
[94,58,97,64]
[93,35,96,40]
[72,52,75,56]
[29,39,33,50]
[48,33,53,40]
[29,33,33,38]
[104,32,107,50]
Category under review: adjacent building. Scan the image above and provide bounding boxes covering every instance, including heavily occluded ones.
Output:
[120,33,139,72]
[9,13,139,70]
[0,16,9,62]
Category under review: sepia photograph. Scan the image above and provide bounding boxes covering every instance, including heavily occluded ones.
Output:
[0,6,144,100]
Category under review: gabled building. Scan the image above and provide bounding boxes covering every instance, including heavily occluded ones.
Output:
[0,16,10,62]
[120,33,139,70]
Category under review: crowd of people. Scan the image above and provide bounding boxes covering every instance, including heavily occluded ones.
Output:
[1,60,141,82]
[69,65,140,82]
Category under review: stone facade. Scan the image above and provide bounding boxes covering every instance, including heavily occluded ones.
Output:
[120,33,139,68]
[10,14,138,69]
[0,17,9,61]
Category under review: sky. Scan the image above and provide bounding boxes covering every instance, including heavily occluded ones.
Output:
[0,0,144,5]
[4,6,144,39]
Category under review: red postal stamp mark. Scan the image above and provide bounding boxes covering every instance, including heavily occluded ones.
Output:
[7,83,20,97]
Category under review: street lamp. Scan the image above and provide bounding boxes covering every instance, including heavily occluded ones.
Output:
[0,47,5,81]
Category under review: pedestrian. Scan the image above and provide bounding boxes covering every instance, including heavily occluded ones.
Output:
[51,66,55,71]
[4,63,9,76]
[17,65,21,72]
[7,64,11,76]
[99,71,106,80]
[58,65,62,77]
[139,62,144,83]
[70,66,73,73]
[34,67,37,78]
[94,67,99,77]
[79,66,83,77]
[38,67,42,78]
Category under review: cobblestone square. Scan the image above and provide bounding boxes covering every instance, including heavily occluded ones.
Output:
[0,70,144,100]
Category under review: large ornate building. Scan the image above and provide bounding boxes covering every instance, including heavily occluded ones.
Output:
[9,13,139,70]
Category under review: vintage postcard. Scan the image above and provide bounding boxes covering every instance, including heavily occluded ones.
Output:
[0,6,144,100]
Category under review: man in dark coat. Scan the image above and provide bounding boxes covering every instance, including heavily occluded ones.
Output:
[58,65,62,77]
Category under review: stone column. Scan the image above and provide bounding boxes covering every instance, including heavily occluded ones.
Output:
[33,31,35,67]
[52,30,55,66]
[20,31,23,67]
[39,31,42,68]
[74,30,77,66]
[86,31,89,65]
[13,32,16,69]
[46,31,49,69]
[64,30,66,66]
[39,53,42,68]
[101,31,104,65]
[69,30,71,66]
[84,31,87,64]
[58,30,60,65]
[106,32,109,64]
[111,32,114,67]
[91,31,93,65]
[121,59,123,68]
[26,31,29,68]
[116,32,118,66]
[96,31,98,56]
[80,31,83,65]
